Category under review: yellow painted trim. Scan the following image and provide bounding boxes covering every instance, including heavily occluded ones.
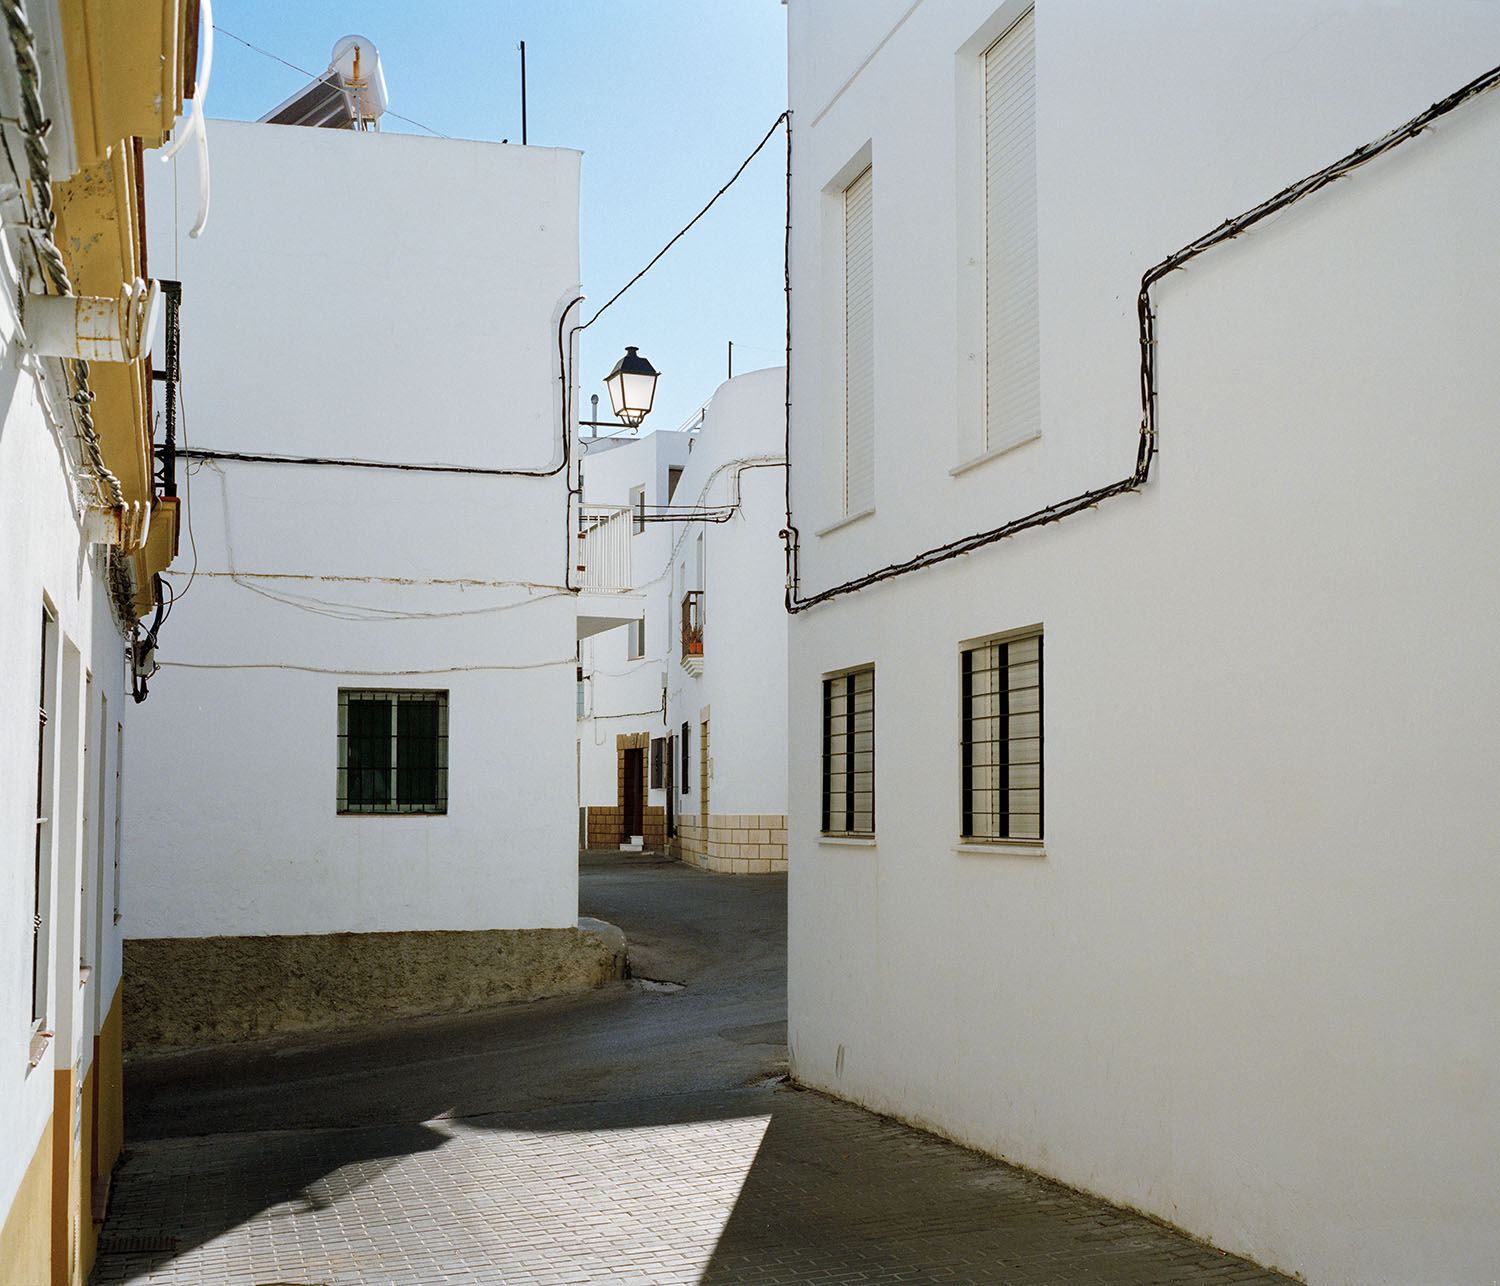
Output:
[50,1068,73,1286]
[56,0,189,170]
[95,982,125,1183]
[53,148,153,506]
[0,1115,53,1286]
[76,1057,97,1286]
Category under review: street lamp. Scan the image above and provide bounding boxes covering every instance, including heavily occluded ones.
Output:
[603,346,660,428]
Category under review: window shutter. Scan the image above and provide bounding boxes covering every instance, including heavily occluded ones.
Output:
[985,9,1039,454]
[844,165,875,514]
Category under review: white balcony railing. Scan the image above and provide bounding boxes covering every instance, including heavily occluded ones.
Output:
[577,504,633,591]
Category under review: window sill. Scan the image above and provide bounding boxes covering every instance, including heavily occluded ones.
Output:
[949,433,1039,478]
[819,834,876,847]
[28,1029,51,1068]
[954,840,1046,858]
[816,506,875,537]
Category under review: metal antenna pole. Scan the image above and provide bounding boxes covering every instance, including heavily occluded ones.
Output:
[518,41,528,144]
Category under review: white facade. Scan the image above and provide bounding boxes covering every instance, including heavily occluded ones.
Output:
[577,426,692,849]
[0,274,129,1277]
[125,120,584,936]
[786,4,1500,1283]
[664,369,789,872]
[0,2,189,1272]
[576,369,790,869]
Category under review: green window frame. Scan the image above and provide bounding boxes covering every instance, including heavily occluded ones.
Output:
[338,689,448,815]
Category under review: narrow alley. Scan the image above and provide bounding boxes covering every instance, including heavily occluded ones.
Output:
[88,852,1294,1285]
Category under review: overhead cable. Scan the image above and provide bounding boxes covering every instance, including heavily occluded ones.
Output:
[782,60,1500,612]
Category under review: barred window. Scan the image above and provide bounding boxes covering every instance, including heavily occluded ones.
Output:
[338,689,448,815]
[961,632,1042,841]
[822,666,874,835]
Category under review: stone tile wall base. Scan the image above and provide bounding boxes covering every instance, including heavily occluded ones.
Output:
[587,806,623,848]
[123,926,628,1055]
[585,804,667,849]
[675,813,787,874]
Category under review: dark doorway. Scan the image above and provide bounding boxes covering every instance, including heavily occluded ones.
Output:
[622,747,644,839]
[665,736,675,838]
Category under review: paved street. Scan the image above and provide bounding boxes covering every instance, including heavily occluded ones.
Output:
[93,852,1293,1285]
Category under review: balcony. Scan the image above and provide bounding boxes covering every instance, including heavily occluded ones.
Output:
[577,505,643,641]
[680,590,704,677]
[577,505,633,590]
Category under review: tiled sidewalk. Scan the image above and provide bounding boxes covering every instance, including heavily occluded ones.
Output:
[93,1085,1293,1286]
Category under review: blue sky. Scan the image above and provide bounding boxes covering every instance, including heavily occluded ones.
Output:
[203,1,789,436]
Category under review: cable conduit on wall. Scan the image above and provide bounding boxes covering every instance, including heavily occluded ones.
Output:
[781,60,1500,613]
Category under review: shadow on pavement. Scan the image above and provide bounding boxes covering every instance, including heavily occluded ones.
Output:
[95,851,788,1284]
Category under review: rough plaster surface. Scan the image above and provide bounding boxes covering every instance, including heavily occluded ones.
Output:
[124,924,627,1055]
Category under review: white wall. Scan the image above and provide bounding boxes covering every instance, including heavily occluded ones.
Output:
[665,368,789,819]
[0,229,125,1234]
[577,429,692,816]
[124,122,583,935]
[787,3,1500,1282]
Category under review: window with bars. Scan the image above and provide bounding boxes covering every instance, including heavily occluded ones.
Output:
[822,666,874,835]
[681,720,691,795]
[984,7,1039,455]
[338,689,448,814]
[961,631,1042,841]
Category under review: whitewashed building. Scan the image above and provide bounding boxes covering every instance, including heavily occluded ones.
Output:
[577,425,692,851]
[664,369,789,873]
[120,112,614,1049]
[577,369,789,871]
[785,3,1500,1282]
[0,2,192,1280]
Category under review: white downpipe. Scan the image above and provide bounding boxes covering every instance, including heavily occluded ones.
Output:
[160,0,213,238]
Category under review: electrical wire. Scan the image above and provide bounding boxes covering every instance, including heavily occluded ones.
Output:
[182,446,563,476]
[576,111,791,336]
[621,453,786,600]
[173,379,200,598]
[201,460,574,622]
[782,59,1500,613]
[0,0,144,634]
[213,26,449,139]
[160,658,573,675]
[0,0,125,519]
[173,111,794,613]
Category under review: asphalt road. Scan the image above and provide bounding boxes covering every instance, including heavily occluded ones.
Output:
[97,853,1292,1285]
[122,849,789,1141]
